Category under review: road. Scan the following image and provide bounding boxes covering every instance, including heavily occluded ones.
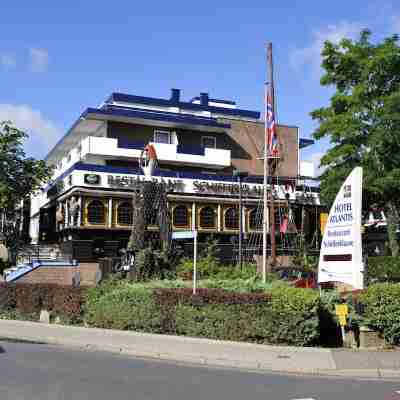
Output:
[0,341,399,400]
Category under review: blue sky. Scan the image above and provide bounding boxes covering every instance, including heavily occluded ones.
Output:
[1,1,399,172]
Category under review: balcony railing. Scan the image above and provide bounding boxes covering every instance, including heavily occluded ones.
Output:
[80,136,231,168]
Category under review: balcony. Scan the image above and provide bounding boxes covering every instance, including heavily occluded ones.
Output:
[80,136,231,169]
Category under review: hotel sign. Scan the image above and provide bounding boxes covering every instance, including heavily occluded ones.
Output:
[193,181,263,196]
[107,175,184,192]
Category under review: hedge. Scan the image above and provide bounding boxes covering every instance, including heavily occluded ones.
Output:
[84,284,321,346]
[360,283,400,344]
[367,256,400,282]
[0,283,84,320]
[85,285,161,332]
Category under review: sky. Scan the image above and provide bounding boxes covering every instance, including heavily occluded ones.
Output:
[1,1,400,174]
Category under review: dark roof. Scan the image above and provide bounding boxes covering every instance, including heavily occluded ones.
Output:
[106,92,260,119]
[190,96,236,105]
[89,105,230,129]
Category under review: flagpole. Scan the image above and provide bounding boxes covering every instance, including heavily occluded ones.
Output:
[262,43,271,283]
[268,42,277,267]
[262,79,269,284]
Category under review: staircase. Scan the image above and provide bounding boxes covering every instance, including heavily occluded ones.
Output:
[17,243,64,264]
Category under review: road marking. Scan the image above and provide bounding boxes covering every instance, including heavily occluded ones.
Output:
[292,398,316,400]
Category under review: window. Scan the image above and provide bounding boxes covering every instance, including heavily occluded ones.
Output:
[224,207,239,230]
[199,206,217,229]
[201,136,216,149]
[249,208,261,231]
[173,205,190,228]
[87,200,105,225]
[117,202,133,225]
[154,130,171,144]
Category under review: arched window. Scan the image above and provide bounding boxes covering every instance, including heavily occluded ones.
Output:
[224,207,239,230]
[173,205,190,228]
[199,206,216,229]
[249,208,261,231]
[117,201,133,225]
[87,200,105,225]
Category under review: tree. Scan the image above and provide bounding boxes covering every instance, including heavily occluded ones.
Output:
[311,30,400,256]
[0,121,53,263]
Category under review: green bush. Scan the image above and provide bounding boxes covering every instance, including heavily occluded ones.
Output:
[173,286,320,346]
[360,283,400,344]
[134,246,179,281]
[85,284,161,332]
[367,256,400,282]
[268,286,320,346]
[200,277,286,293]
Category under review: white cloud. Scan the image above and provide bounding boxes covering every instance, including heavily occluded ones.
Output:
[0,53,16,69]
[29,48,49,73]
[290,21,362,73]
[0,104,60,148]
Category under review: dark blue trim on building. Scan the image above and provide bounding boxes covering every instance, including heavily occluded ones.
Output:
[299,138,315,148]
[85,106,231,129]
[107,93,260,119]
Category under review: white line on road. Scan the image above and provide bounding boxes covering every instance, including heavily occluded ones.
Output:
[292,398,316,400]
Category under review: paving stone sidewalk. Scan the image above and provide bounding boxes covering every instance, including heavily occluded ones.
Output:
[0,319,399,379]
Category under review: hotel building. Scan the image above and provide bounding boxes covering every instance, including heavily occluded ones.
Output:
[29,89,320,261]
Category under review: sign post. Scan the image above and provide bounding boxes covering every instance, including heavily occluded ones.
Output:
[172,230,198,295]
[193,230,197,295]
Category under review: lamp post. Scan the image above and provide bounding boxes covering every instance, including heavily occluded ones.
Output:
[234,170,248,268]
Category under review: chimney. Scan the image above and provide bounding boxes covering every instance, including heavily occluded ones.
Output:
[200,92,209,106]
[170,88,181,104]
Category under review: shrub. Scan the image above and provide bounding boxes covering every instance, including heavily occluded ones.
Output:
[367,256,400,282]
[134,246,180,281]
[13,284,84,316]
[200,277,286,293]
[0,282,16,310]
[0,283,84,322]
[155,286,320,346]
[268,286,320,346]
[85,283,161,332]
[360,283,400,344]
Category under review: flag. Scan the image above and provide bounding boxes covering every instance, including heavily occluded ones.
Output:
[266,91,279,157]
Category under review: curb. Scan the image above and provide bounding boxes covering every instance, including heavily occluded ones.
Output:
[1,320,400,380]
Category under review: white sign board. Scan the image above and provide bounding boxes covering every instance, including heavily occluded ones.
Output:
[318,167,364,289]
[172,230,197,240]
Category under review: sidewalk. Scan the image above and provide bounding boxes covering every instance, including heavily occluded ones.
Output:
[0,319,399,380]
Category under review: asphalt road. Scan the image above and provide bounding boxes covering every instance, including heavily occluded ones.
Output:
[1,341,400,400]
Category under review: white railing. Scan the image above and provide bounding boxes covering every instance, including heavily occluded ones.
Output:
[80,136,231,168]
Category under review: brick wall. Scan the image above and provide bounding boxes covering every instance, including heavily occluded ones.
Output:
[18,266,79,286]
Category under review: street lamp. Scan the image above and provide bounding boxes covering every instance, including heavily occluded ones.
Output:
[233,170,248,268]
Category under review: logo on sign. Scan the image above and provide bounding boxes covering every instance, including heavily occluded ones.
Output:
[343,184,352,199]
[84,174,101,185]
